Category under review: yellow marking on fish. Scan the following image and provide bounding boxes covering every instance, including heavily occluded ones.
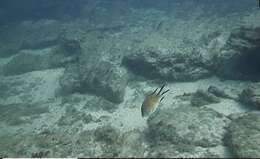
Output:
[141,84,169,117]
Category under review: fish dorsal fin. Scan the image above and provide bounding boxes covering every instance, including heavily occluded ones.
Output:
[150,87,158,95]
[157,84,166,96]
[161,89,170,96]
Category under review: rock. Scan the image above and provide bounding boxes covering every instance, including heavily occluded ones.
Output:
[227,112,260,157]
[191,89,221,107]
[48,38,82,67]
[0,19,84,59]
[122,48,211,81]
[94,125,120,145]
[56,38,82,56]
[83,96,118,112]
[0,0,86,23]
[0,68,64,105]
[59,64,81,94]
[147,106,230,147]
[57,106,86,126]
[0,20,64,58]
[2,41,80,76]
[82,114,93,124]
[79,60,128,103]
[2,51,51,76]
[213,27,260,81]
[146,143,222,158]
[208,85,233,99]
[59,92,118,113]
[239,83,260,109]
[119,129,147,157]
[0,103,49,126]
[20,20,63,50]
[60,59,128,104]
[146,144,183,158]
[0,25,26,57]
[0,69,64,110]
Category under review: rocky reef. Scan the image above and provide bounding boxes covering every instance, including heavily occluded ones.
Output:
[0,0,259,158]
[213,26,260,81]
[227,112,260,157]
[239,82,260,109]
[60,59,128,104]
[122,47,211,81]
[147,106,230,147]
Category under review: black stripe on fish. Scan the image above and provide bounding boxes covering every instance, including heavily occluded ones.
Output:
[151,87,159,95]
[157,84,166,96]
[161,89,170,96]
[160,96,165,102]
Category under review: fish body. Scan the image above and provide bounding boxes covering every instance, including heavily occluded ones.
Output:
[141,84,169,117]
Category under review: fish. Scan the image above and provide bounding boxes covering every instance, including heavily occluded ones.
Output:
[141,84,170,117]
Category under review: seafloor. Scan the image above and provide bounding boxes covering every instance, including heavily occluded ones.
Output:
[0,1,260,158]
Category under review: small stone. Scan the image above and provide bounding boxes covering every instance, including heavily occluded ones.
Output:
[191,89,221,107]
[82,114,93,124]
[208,85,232,99]
[94,125,120,144]
[239,83,260,109]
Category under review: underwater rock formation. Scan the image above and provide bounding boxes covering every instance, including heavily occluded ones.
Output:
[80,60,128,103]
[94,125,120,144]
[190,89,221,107]
[118,129,147,158]
[0,103,49,126]
[48,38,81,67]
[122,47,211,81]
[59,64,82,94]
[213,26,260,81]
[2,38,81,76]
[55,38,82,56]
[20,20,63,50]
[226,112,260,157]
[145,143,222,158]
[0,20,63,58]
[2,51,51,76]
[239,83,260,109]
[207,85,233,99]
[93,125,122,157]
[57,105,93,126]
[0,128,87,157]
[60,60,128,104]
[0,49,77,76]
[0,25,26,57]
[0,68,63,105]
[0,19,85,59]
[147,106,230,147]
